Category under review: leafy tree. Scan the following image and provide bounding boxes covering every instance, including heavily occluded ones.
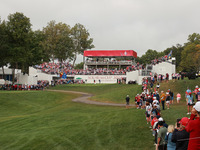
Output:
[6,12,32,82]
[74,62,84,69]
[71,23,94,67]
[163,44,184,71]
[53,23,73,63]
[179,33,200,72]
[22,30,47,74]
[138,49,159,64]
[0,19,9,80]
[42,21,73,63]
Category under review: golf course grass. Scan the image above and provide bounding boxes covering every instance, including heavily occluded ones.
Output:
[50,84,142,104]
[0,78,199,150]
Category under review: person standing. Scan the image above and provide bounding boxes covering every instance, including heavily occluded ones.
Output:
[197,88,200,102]
[165,125,176,150]
[187,92,194,115]
[157,121,167,150]
[166,73,169,82]
[169,89,174,104]
[155,91,160,103]
[156,83,160,92]
[193,85,199,101]
[185,88,191,105]
[176,93,181,104]
[160,91,166,110]
[166,92,171,109]
[171,117,189,150]
[145,102,152,124]
[185,102,200,150]
[125,95,130,109]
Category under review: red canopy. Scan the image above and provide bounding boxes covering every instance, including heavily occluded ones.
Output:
[84,50,137,58]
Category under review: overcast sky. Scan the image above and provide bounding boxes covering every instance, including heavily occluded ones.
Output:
[1,0,200,63]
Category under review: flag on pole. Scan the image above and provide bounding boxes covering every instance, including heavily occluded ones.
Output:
[62,73,67,79]
[168,50,172,59]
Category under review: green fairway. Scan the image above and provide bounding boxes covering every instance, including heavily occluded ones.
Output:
[50,84,142,104]
[0,78,199,150]
[0,90,154,150]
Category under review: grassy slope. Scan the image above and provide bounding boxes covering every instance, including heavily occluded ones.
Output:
[158,78,200,125]
[0,78,199,150]
[51,84,142,104]
[0,91,154,150]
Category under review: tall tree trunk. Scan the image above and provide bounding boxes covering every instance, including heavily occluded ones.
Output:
[27,65,29,76]
[12,62,18,84]
[2,66,5,80]
[12,68,15,84]
[73,54,77,67]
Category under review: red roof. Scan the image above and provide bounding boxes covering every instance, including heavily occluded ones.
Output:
[84,50,137,58]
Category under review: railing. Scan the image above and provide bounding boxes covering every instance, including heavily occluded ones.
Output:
[139,70,152,76]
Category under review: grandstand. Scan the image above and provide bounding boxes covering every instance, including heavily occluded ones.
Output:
[83,50,137,70]
[0,50,176,85]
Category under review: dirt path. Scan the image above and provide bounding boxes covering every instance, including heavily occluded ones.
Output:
[47,90,135,107]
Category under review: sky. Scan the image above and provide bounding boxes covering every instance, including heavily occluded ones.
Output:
[1,0,200,63]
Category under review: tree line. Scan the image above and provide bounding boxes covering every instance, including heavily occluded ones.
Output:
[0,12,94,82]
[136,33,200,72]
[0,12,200,83]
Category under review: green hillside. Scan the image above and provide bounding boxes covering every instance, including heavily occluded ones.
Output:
[0,78,199,150]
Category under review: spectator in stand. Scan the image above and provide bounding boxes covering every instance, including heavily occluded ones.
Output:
[165,92,171,109]
[185,102,200,150]
[176,93,181,104]
[165,125,176,150]
[160,91,166,110]
[187,92,194,115]
[171,117,189,150]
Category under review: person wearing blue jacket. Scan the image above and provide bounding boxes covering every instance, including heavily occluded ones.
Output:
[165,125,176,150]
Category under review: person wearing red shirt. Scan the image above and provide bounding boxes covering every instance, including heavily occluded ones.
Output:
[151,113,158,136]
[135,94,141,109]
[185,102,200,150]
[193,85,199,101]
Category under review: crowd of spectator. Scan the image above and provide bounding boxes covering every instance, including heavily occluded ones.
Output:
[0,80,49,91]
[35,62,73,75]
[151,54,171,66]
[35,62,127,75]
[34,54,173,76]
[126,54,172,72]
[128,80,200,150]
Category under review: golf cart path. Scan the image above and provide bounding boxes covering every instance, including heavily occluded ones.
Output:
[47,89,135,107]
